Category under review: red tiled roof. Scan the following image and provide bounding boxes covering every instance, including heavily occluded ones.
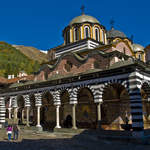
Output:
[7,75,34,84]
[0,75,34,84]
[0,76,7,84]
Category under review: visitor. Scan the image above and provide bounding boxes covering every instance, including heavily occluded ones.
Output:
[6,125,13,141]
[13,124,20,140]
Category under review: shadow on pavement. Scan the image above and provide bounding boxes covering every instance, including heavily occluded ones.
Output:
[0,129,150,150]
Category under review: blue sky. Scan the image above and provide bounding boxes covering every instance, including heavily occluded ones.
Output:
[0,0,149,50]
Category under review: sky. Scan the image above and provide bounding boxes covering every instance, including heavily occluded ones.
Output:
[0,0,149,50]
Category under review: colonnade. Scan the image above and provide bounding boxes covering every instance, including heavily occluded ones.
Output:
[1,89,103,131]
[0,76,148,137]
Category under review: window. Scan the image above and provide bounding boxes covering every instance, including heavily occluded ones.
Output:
[66,30,70,44]
[94,61,101,69]
[74,27,79,42]
[95,28,99,41]
[64,61,73,72]
[138,54,142,60]
[101,30,104,43]
[84,26,90,39]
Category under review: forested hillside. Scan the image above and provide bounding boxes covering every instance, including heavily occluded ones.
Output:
[13,45,48,63]
[0,42,40,78]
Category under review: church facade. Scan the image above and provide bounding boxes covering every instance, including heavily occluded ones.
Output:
[0,12,150,137]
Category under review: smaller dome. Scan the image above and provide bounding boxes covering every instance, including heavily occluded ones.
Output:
[107,28,126,39]
[132,44,144,52]
[69,14,100,26]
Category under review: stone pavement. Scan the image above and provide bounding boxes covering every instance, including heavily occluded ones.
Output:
[0,128,150,150]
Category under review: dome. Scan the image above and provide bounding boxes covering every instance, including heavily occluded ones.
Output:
[69,14,100,26]
[107,28,126,39]
[132,44,144,52]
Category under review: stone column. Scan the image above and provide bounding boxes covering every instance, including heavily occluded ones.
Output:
[26,106,30,127]
[55,105,61,128]
[36,106,41,128]
[128,73,144,137]
[72,104,77,129]
[8,108,12,119]
[97,102,102,129]
[34,93,43,131]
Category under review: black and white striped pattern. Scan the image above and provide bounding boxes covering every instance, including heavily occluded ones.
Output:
[0,97,6,126]
[0,68,148,136]
[34,93,42,106]
[51,90,61,106]
[128,73,144,133]
[10,96,17,108]
[89,85,103,103]
[23,94,30,107]
[68,88,78,104]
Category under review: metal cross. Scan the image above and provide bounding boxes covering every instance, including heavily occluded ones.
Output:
[110,18,115,29]
[81,5,85,15]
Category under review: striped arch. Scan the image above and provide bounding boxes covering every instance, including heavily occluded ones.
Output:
[42,90,54,104]
[50,90,61,105]
[76,84,96,103]
[27,92,36,108]
[23,94,31,107]
[89,84,103,103]
[101,79,129,102]
[34,92,42,106]
[10,96,17,108]
[17,94,25,108]
[67,87,79,104]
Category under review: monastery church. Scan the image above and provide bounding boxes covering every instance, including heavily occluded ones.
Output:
[0,9,150,137]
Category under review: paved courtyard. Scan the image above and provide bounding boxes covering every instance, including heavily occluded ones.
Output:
[0,129,150,150]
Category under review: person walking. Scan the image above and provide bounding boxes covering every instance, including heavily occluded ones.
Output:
[6,125,13,141]
[13,124,20,140]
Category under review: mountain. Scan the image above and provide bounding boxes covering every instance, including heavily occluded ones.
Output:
[12,45,48,63]
[0,42,41,78]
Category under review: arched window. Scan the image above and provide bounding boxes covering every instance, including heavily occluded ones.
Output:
[74,27,79,42]
[95,27,99,41]
[66,30,70,44]
[138,54,142,60]
[84,26,90,39]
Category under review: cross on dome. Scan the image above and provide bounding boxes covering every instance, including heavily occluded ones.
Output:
[110,18,115,30]
[81,5,85,15]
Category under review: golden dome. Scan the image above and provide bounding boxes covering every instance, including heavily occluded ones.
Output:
[69,14,100,26]
[132,44,144,52]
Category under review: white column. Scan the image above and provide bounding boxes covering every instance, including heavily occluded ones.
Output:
[72,104,77,129]
[8,108,12,119]
[26,107,30,127]
[36,106,41,127]
[97,102,102,129]
[55,105,61,128]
